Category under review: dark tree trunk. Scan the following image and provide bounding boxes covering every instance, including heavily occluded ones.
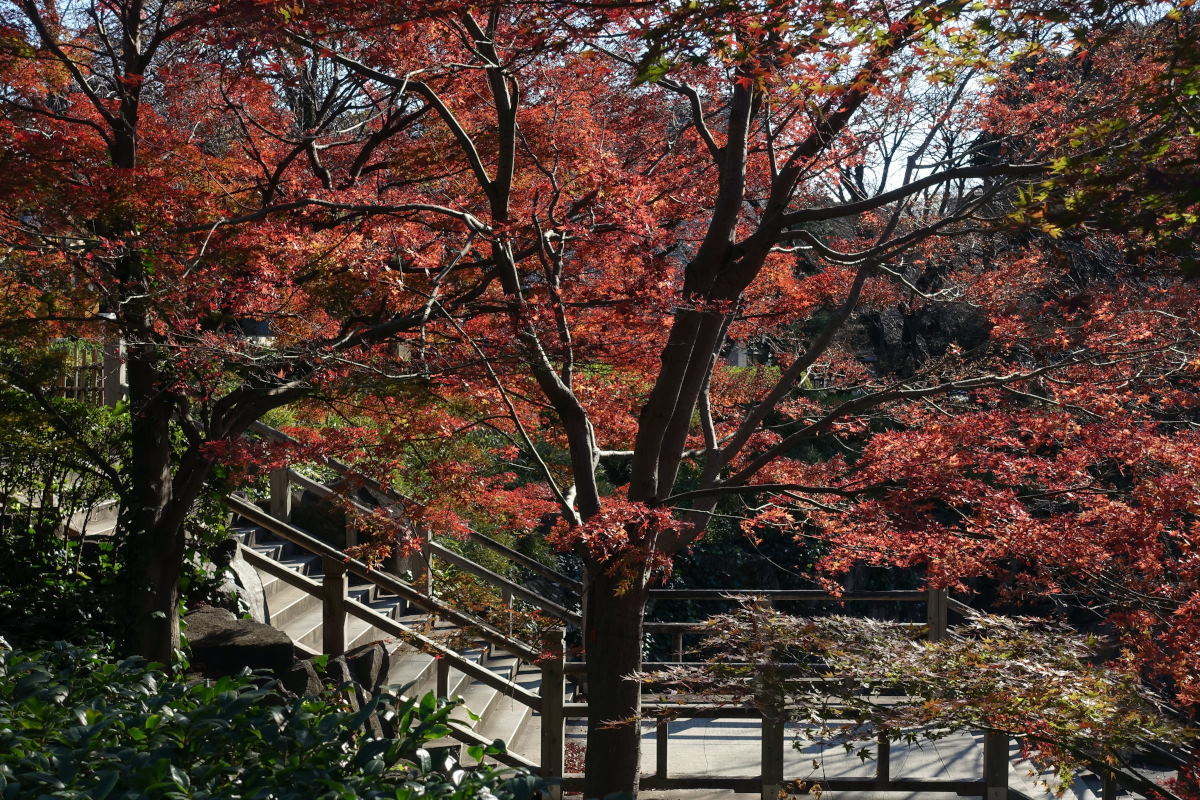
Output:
[582,564,649,799]
[120,339,183,662]
[124,511,187,663]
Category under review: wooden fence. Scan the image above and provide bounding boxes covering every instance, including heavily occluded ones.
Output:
[49,339,104,405]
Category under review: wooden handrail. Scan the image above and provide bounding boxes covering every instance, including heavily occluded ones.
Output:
[426,541,581,624]
[238,543,542,709]
[237,546,544,766]
[282,467,580,623]
[250,422,580,592]
[461,531,581,594]
[228,494,540,663]
[646,588,928,601]
[642,620,924,633]
[342,597,542,708]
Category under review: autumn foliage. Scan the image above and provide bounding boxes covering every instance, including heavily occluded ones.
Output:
[1,0,1199,794]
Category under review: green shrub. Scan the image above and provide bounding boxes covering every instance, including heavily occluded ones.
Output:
[0,642,544,799]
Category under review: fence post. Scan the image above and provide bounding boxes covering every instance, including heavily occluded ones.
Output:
[269,468,291,522]
[927,587,948,642]
[673,631,685,663]
[756,596,784,800]
[101,331,126,407]
[1102,770,1117,800]
[422,532,435,595]
[656,718,669,780]
[875,729,891,788]
[540,628,566,800]
[321,557,347,656]
[761,711,785,800]
[983,730,1009,800]
[436,657,450,698]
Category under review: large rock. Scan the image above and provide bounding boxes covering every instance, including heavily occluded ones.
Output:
[860,302,992,376]
[203,536,269,624]
[281,659,323,696]
[344,642,390,695]
[184,605,293,678]
[225,548,270,624]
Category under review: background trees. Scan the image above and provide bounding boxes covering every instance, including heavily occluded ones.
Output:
[1,1,1197,797]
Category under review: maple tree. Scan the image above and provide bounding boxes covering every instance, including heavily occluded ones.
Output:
[643,602,1191,797]
[1,0,1198,796]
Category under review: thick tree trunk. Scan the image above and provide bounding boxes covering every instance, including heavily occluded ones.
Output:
[582,564,649,799]
[124,513,187,663]
[121,340,186,663]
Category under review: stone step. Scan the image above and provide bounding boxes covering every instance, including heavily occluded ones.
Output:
[509,710,543,763]
[387,647,437,694]
[264,581,323,631]
[470,693,533,762]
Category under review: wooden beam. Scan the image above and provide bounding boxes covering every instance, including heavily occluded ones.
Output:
[983,730,1009,800]
[540,629,566,800]
[321,556,347,656]
[656,719,669,780]
[269,467,291,522]
[927,588,949,643]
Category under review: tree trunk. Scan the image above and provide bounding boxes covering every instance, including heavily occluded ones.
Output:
[124,512,187,663]
[121,340,184,663]
[582,564,649,799]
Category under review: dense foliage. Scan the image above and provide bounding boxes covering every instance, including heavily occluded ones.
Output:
[643,602,1193,797]
[1,0,1198,794]
[0,642,543,800]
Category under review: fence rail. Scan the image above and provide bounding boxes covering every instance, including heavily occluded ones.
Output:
[232,508,564,779]
[249,422,581,603]
[554,701,1025,800]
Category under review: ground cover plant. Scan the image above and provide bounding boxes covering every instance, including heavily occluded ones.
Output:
[0,641,543,800]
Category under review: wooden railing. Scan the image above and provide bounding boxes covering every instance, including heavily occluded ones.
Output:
[249,422,582,605]
[278,467,581,625]
[644,588,954,660]
[559,701,1031,800]
[227,495,566,785]
[236,427,1180,799]
[232,490,1180,800]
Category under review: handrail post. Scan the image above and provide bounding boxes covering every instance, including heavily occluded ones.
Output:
[927,587,948,642]
[875,729,891,788]
[672,631,684,663]
[760,710,784,800]
[422,531,434,596]
[984,730,1009,800]
[436,657,450,698]
[101,330,126,407]
[754,596,784,800]
[269,467,291,522]
[540,628,566,800]
[656,718,669,780]
[321,557,347,656]
[1101,769,1117,800]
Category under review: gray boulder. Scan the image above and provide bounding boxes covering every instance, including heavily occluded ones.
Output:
[344,642,390,695]
[281,659,323,696]
[225,547,270,624]
[184,605,293,678]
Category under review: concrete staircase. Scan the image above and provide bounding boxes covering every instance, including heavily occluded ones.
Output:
[235,515,555,766]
